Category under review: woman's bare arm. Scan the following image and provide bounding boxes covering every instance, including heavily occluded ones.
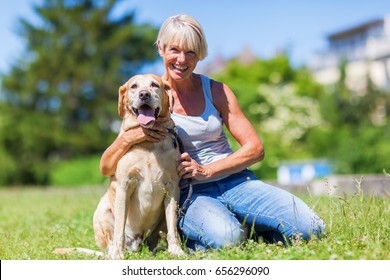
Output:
[100,119,169,177]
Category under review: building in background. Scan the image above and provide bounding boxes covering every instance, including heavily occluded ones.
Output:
[309,15,390,92]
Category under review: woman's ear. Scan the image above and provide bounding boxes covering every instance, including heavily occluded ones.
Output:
[157,40,164,57]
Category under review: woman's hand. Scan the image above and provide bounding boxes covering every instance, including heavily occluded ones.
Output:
[130,122,169,144]
[100,116,170,177]
[121,116,170,145]
[176,152,213,181]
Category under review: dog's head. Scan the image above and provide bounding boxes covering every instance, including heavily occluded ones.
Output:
[118,74,173,128]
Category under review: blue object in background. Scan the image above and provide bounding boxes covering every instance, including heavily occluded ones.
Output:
[277,160,332,185]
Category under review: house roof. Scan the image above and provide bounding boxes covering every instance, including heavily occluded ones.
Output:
[327,18,384,42]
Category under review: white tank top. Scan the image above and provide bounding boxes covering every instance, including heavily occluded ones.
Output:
[171,75,233,173]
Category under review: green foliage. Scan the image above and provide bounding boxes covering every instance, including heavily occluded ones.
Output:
[0,146,18,186]
[0,0,158,185]
[0,186,388,260]
[213,55,326,179]
[309,62,390,174]
[213,54,390,179]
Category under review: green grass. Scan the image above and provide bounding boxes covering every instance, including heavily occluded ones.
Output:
[0,184,388,260]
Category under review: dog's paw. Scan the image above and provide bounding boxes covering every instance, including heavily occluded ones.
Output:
[125,237,142,252]
[168,244,185,257]
[107,246,124,260]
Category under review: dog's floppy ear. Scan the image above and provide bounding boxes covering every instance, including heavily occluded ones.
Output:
[159,80,173,118]
[164,80,174,114]
[118,84,127,118]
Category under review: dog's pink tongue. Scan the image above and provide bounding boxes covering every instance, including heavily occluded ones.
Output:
[137,108,156,127]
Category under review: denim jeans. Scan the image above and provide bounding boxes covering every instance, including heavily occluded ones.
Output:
[178,169,326,250]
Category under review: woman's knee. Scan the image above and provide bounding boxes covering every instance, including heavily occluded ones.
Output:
[179,196,246,249]
[204,220,245,249]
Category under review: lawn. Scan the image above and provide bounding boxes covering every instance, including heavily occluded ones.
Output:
[0,183,388,260]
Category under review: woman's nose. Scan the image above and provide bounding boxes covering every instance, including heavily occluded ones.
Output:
[177,51,186,62]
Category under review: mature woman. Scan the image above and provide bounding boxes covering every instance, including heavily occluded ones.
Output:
[100,14,325,251]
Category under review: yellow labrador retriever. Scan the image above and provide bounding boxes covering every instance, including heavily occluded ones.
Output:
[93,74,184,259]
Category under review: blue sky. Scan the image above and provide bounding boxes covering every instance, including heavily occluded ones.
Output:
[0,0,389,74]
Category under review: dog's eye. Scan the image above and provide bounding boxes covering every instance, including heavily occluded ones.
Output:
[150,82,160,88]
[130,83,138,89]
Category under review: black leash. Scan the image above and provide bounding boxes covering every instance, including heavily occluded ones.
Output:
[167,127,193,217]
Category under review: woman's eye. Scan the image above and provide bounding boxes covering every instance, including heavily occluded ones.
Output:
[169,47,180,54]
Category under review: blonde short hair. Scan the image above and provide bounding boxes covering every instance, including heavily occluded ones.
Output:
[157,14,208,60]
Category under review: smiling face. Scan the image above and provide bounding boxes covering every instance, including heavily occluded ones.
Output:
[160,44,199,81]
[118,74,171,128]
[156,15,207,82]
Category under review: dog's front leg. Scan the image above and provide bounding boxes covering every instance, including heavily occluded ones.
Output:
[164,188,185,256]
[109,178,136,260]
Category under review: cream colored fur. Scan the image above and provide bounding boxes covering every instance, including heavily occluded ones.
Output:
[93,74,184,259]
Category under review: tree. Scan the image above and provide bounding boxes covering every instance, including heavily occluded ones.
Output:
[311,62,390,174]
[0,0,159,185]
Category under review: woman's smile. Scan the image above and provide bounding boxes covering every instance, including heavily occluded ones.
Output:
[172,63,189,72]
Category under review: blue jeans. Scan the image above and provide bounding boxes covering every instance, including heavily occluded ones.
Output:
[178,169,325,250]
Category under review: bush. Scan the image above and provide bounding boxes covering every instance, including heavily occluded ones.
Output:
[50,155,107,187]
[0,147,18,187]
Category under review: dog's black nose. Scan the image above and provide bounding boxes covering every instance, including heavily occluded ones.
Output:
[139,90,151,101]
